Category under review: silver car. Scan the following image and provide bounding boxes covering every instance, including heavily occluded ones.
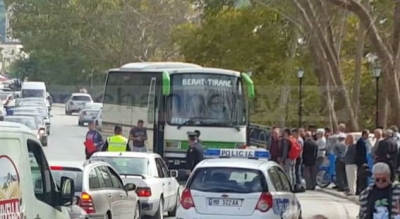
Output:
[65,93,93,115]
[14,106,51,135]
[78,103,102,126]
[49,160,141,219]
[4,115,48,146]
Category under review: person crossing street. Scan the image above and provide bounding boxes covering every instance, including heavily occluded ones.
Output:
[85,121,104,159]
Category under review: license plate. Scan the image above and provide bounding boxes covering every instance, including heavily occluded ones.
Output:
[208,198,242,206]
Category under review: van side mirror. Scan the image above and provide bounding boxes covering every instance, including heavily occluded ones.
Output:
[124,183,136,191]
[170,170,178,178]
[60,176,75,206]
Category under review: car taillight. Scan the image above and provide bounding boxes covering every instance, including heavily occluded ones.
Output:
[136,187,151,197]
[50,166,64,170]
[255,192,273,212]
[80,192,95,214]
[180,188,195,209]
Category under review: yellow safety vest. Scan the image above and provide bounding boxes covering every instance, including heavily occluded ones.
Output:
[107,135,128,152]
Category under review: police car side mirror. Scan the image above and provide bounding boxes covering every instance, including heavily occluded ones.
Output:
[124,183,137,191]
[170,170,178,178]
[60,176,75,206]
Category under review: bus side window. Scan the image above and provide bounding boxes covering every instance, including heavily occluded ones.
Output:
[147,77,156,123]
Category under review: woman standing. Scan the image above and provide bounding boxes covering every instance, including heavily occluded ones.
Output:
[344,134,357,195]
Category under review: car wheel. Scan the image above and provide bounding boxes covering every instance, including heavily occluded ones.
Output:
[78,121,84,126]
[167,192,179,217]
[134,202,141,219]
[152,198,163,219]
[42,141,48,147]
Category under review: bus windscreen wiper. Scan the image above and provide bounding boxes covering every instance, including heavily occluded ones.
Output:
[177,117,206,129]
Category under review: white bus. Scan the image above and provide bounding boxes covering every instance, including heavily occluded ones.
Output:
[101,62,255,169]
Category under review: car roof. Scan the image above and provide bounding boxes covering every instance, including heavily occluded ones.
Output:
[5,116,35,120]
[71,93,91,97]
[48,161,84,170]
[195,158,273,170]
[0,121,35,134]
[92,151,160,159]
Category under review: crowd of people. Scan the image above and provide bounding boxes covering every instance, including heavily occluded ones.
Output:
[267,124,400,195]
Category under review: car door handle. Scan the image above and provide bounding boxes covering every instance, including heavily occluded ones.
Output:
[168,182,171,185]
[107,193,113,199]
[162,183,165,186]
[119,193,124,198]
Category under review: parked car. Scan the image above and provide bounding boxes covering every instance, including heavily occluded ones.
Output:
[91,152,180,219]
[93,109,102,130]
[65,93,93,115]
[4,115,48,146]
[49,160,141,219]
[78,102,102,126]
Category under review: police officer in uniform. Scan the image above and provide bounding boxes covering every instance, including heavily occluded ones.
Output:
[102,125,130,152]
[186,131,204,172]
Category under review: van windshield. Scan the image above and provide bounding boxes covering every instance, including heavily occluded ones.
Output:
[22,89,45,98]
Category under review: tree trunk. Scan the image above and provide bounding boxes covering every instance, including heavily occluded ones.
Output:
[293,0,358,130]
[352,21,364,123]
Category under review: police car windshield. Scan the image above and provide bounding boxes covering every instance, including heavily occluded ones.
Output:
[98,157,148,175]
[189,167,266,193]
[51,170,83,192]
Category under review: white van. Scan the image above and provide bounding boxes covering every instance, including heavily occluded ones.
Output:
[0,122,74,218]
[21,82,47,98]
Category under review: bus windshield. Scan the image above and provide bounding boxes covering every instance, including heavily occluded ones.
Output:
[169,73,246,126]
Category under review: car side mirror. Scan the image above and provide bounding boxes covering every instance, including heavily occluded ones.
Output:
[124,183,136,191]
[60,176,75,206]
[170,170,178,178]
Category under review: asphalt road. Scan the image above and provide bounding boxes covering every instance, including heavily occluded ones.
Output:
[46,105,359,219]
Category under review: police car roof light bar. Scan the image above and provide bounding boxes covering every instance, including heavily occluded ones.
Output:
[205,148,270,159]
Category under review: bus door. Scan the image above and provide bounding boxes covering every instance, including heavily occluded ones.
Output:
[145,77,156,152]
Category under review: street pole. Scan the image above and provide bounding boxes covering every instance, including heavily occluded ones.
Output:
[375,76,380,128]
[298,77,303,128]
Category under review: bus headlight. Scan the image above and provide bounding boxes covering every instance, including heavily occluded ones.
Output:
[165,141,181,149]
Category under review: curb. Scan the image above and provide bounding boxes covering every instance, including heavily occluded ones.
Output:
[316,188,359,204]
[52,104,64,108]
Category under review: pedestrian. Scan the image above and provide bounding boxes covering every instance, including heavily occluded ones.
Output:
[333,133,347,191]
[316,128,327,168]
[194,130,201,142]
[338,123,346,134]
[268,127,281,163]
[355,130,370,194]
[129,119,148,152]
[324,127,332,138]
[280,128,295,186]
[186,131,204,172]
[372,128,383,155]
[358,162,400,219]
[292,128,304,191]
[302,131,318,190]
[85,121,104,159]
[375,129,398,182]
[308,125,317,140]
[102,125,129,152]
[298,128,305,141]
[344,134,357,196]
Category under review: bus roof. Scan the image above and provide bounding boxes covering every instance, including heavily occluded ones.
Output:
[109,62,202,72]
[167,67,241,76]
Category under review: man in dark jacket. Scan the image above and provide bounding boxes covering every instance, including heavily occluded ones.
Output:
[375,129,398,181]
[268,128,281,163]
[186,131,204,171]
[85,121,104,159]
[302,131,318,190]
[355,130,369,194]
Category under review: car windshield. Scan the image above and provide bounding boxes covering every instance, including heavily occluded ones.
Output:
[169,73,246,126]
[189,167,266,193]
[94,157,148,175]
[4,117,38,129]
[13,113,44,125]
[51,170,83,192]
[22,89,45,98]
[85,103,102,110]
[72,95,91,101]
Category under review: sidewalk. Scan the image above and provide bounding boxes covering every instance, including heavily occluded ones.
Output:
[316,187,359,204]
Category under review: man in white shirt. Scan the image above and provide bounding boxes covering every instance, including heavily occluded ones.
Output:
[316,128,327,167]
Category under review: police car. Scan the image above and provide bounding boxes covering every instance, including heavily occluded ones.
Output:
[176,148,302,219]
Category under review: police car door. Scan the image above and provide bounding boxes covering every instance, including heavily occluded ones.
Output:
[275,167,299,218]
[266,166,295,219]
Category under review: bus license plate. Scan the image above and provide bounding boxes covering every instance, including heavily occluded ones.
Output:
[208,198,242,207]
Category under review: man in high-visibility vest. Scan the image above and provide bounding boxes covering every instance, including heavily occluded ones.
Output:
[102,125,130,152]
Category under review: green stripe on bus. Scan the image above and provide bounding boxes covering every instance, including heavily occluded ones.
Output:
[179,141,236,150]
